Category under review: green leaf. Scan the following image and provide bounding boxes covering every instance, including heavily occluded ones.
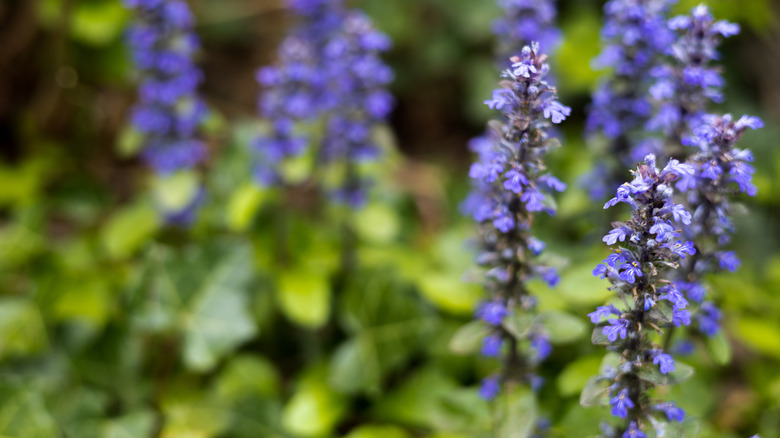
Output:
[705,331,732,365]
[555,264,612,306]
[448,321,491,355]
[344,425,412,438]
[579,376,610,407]
[0,298,48,359]
[151,171,200,214]
[226,183,266,232]
[70,1,129,46]
[214,354,280,401]
[0,382,59,437]
[182,245,258,372]
[418,274,482,315]
[637,362,694,386]
[591,325,610,345]
[282,377,348,437]
[734,317,780,360]
[276,269,331,328]
[329,338,382,395]
[101,411,156,438]
[540,311,587,344]
[494,385,537,438]
[353,204,401,244]
[557,356,603,397]
[101,201,160,260]
[502,313,534,339]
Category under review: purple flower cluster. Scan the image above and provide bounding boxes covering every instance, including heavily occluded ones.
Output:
[588,155,695,437]
[648,5,739,150]
[319,12,394,207]
[672,114,762,336]
[254,0,393,207]
[125,0,207,175]
[464,44,570,400]
[583,0,676,199]
[493,0,560,62]
[254,0,344,186]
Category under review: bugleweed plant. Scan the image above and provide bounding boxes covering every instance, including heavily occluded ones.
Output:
[125,0,207,222]
[583,0,675,199]
[463,43,570,402]
[255,0,393,207]
[586,155,696,438]
[674,114,762,339]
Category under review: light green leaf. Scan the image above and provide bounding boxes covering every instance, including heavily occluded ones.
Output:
[329,338,381,395]
[282,378,348,437]
[214,354,280,401]
[101,411,156,438]
[101,201,160,260]
[734,317,780,360]
[502,313,534,339]
[353,204,401,244]
[556,264,612,306]
[418,274,482,315]
[557,356,603,397]
[151,171,200,214]
[0,298,48,359]
[705,331,732,366]
[579,376,610,407]
[495,385,537,438]
[276,269,331,329]
[71,1,129,46]
[226,183,266,232]
[540,311,587,344]
[448,321,491,355]
[182,245,258,372]
[344,425,411,438]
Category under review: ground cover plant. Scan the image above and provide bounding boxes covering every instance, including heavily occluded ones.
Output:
[0,0,779,437]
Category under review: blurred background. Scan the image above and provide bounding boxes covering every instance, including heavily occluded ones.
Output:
[0,0,779,436]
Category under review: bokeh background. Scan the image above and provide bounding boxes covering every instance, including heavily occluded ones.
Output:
[0,0,779,436]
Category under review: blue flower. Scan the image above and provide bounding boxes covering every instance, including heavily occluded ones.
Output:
[610,388,635,419]
[479,376,501,400]
[477,301,508,326]
[531,333,552,360]
[649,219,678,241]
[654,402,685,422]
[603,318,630,342]
[603,227,631,245]
[697,302,722,336]
[672,308,691,327]
[481,334,503,357]
[659,284,688,309]
[622,421,646,438]
[663,240,696,258]
[619,261,643,284]
[716,251,740,272]
[652,350,675,374]
[588,304,621,323]
[493,0,560,63]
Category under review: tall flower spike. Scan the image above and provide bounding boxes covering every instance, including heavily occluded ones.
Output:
[583,0,676,200]
[253,0,345,186]
[493,0,561,63]
[318,10,394,208]
[254,0,393,207]
[672,114,762,338]
[125,0,208,222]
[586,155,695,437]
[648,5,739,157]
[126,0,207,174]
[464,43,570,400]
